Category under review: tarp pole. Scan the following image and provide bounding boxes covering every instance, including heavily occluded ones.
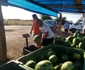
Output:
[0,5,7,62]
[58,13,62,36]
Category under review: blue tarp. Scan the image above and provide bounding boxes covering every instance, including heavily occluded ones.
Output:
[8,0,58,17]
[3,0,85,17]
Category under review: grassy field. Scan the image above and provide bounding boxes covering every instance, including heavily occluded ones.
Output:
[4,19,32,25]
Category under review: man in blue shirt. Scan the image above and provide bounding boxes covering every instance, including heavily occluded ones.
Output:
[64,21,69,37]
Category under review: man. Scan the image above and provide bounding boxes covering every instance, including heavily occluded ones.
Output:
[64,21,69,37]
[30,14,42,48]
[36,19,54,46]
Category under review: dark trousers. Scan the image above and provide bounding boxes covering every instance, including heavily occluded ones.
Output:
[41,37,54,46]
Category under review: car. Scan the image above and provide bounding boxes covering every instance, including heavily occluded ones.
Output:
[43,19,57,33]
[69,18,84,33]
[43,19,56,27]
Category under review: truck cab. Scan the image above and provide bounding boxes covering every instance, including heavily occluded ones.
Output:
[69,18,84,33]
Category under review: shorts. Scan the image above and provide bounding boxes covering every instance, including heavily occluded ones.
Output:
[65,29,68,32]
[41,37,54,46]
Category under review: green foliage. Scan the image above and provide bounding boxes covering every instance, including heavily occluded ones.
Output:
[54,17,67,25]
[40,15,52,21]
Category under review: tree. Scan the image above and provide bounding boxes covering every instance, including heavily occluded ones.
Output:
[40,15,52,20]
[54,17,67,25]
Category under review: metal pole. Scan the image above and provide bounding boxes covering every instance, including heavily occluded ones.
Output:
[83,13,85,25]
[0,5,7,62]
[58,13,62,36]
[26,37,28,47]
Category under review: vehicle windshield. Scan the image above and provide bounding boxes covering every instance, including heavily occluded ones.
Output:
[74,20,82,25]
[43,20,55,27]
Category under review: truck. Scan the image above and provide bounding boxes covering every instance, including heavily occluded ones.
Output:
[69,17,84,33]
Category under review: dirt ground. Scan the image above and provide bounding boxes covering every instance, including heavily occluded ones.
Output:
[5,25,34,60]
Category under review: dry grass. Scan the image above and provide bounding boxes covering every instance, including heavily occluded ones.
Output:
[4,19,32,25]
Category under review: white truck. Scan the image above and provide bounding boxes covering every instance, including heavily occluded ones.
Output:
[69,17,84,33]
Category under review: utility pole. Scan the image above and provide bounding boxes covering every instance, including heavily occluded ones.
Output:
[0,5,7,62]
[83,13,85,25]
[58,13,62,36]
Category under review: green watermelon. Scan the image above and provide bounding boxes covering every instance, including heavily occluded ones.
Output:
[33,35,41,42]
[77,33,84,41]
[63,41,71,47]
[61,61,74,70]
[65,36,74,44]
[74,61,83,70]
[78,42,85,49]
[70,44,75,48]
[73,53,81,60]
[54,36,64,45]
[35,60,53,70]
[72,38,80,45]
[26,60,36,69]
[54,63,62,70]
[47,50,56,57]
[73,32,77,37]
[61,55,68,62]
[76,45,79,48]
[49,55,58,64]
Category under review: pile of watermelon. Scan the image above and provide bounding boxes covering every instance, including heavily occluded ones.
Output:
[23,47,83,70]
[54,32,85,50]
[20,31,84,70]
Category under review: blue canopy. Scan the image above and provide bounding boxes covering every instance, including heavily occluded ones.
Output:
[2,0,85,17]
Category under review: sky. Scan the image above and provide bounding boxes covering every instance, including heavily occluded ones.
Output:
[1,6,83,23]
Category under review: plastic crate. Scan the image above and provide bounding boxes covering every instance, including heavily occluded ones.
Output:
[0,60,33,70]
[17,44,85,70]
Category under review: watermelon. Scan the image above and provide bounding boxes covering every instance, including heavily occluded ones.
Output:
[63,41,71,47]
[74,61,83,70]
[77,33,84,41]
[61,55,68,62]
[33,35,41,42]
[49,55,58,65]
[65,36,74,44]
[61,61,74,70]
[47,50,56,57]
[70,44,75,48]
[78,42,85,49]
[54,36,64,45]
[76,45,79,48]
[72,38,80,45]
[73,32,77,37]
[35,60,53,70]
[73,53,81,60]
[54,63,62,70]
[26,60,36,69]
